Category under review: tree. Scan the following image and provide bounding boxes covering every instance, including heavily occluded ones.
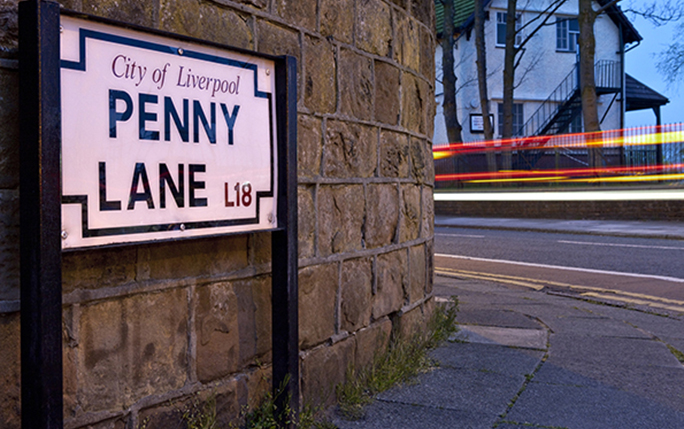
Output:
[474,0,497,172]
[499,0,567,173]
[656,22,684,85]
[577,0,684,170]
[440,0,463,145]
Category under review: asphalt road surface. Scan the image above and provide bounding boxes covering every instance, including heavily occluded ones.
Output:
[435,226,684,313]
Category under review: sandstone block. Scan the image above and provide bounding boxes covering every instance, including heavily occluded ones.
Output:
[0,69,18,188]
[159,0,201,36]
[356,0,391,57]
[62,245,137,295]
[78,289,188,411]
[299,263,338,348]
[373,250,407,319]
[0,312,20,429]
[83,0,158,28]
[251,231,272,267]
[197,5,253,50]
[301,338,355,406]
[339,49,374,121]
[394,11,420,72]
[320,0,354,44]
[0,190,19,301]
[138,235,249,282]
[401,72,428,135]
[256,20,301,71]
[387,0,407,8]
[317,185,364,256]
[412,0,435,28]
[274,0,317,29]
[323,120,377,179]
[374,61,400,125]
[340,258,373,332]
[426,239,434,295]
[410,137,434,185]
[298,186,316,259]
[213,0,268,10]
[420,26,435,80]
[72,416,127,429]
[421,187,434,239]
[409,245,426,304]
[400,185,421,243]
[196,282,240,382]
[354,318,391,370]
[304,36,336,114]
[0,7,18,58]
[365,185,399,249]
[395,304,426,340]
[379,130,409,178]
[234,276,271,366]
[298,115,322,179]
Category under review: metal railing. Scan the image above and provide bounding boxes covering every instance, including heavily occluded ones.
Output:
[516,60,621,138]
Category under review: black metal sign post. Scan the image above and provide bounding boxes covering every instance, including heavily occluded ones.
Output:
[19,2,299,427]
[272,55,299,426]
[19,1,63,429]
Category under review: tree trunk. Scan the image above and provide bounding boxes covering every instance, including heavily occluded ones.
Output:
[501,0,518,172]
[441,0,462,146]
[474,0,497,172]
[578,0,603,170]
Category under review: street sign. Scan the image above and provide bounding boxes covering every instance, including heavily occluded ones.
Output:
[60,15,278,249]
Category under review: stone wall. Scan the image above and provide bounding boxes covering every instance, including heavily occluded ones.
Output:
[0,0,436,427]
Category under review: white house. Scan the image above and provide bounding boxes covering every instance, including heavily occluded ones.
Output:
[433,0,665,146]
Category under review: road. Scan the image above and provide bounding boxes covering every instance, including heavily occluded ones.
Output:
[434,226,684,313]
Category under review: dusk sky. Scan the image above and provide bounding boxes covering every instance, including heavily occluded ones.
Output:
[624,10,682,127]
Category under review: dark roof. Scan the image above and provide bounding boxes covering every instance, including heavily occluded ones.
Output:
[625,74,669,112]
[435,0,642,44]
[435,0,479,37]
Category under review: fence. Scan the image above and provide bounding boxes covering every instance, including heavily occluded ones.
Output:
[434,123,684,188]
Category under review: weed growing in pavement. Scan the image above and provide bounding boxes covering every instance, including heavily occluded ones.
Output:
[666,344,684,364]
[335,297,459,420]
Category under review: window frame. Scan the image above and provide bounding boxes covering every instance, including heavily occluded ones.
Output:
[556,17,579,53]
[496,12,523,48]
[497,102,524,137]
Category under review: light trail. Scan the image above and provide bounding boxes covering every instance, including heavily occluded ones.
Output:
[557,240,684,251]
[434,189,684,201]
[433,124,684,186]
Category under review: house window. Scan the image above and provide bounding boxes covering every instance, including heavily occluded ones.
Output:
[556,17,579,52]
[498,103,524,136]
[496,12,522,47]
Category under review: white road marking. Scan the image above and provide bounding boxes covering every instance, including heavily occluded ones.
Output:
[435,253,684,283]
[557,240,684,251]
[435,233,485,238]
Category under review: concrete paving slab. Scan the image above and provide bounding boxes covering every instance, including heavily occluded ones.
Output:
[456,309,542,329]
[539,314,652,338]
[376,368,522,417]
[533,361,684,412]
[506,381,684,429]
[452,325,548,350]
[430,342,543,377]
[546,334,682,368]
[333,399,495,429]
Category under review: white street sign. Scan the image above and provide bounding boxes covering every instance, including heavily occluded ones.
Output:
[60,16,278,249]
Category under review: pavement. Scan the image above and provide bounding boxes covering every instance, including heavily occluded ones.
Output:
[332,217,684,428]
